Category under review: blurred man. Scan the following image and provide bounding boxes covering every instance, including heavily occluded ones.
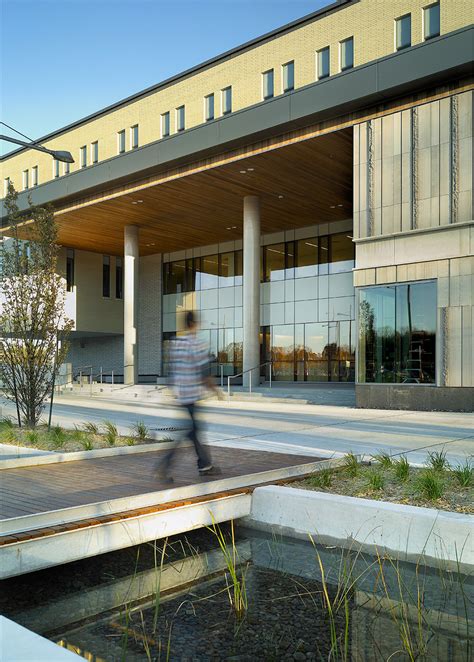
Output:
[157,311,220,482]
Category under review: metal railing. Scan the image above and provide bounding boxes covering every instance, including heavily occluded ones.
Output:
[227,361,272,398]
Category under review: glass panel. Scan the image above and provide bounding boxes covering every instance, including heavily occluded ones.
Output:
[295,324,305,381]
[118,131,125,153]
[307,360,329,382]
[92,141,98,163]
[234,327,243,369]
[115,257,123,299]
[219,252,235,287]
[358,281,436,384]
[66,249,74,292]
[283,61,294,92]
[305,323,328,360]
[296,238,318,278]
[341,37,354,70]
[318,47,329,79]
[286,241,295,279]
[131,125,139,148]
[396,15,411,50]
[272,324,294,381]
[200,254,219,290]
[265,243,286,282]
[263,69,274,99]
[329,233,354,273]
[319,236,329,274]
[177,106,185,131]
[222,87,232,114]
[235,250,243,286]
[205,94,214,121]
[170,260,186,294]
[424,3,440,40]
[102,256,110,298]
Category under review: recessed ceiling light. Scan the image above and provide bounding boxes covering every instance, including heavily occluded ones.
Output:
[247,167,254,172]
[239,170,246,174]
[131,201,138,205]
[138,200,143,203]
[278,195,284,199]
[330,205,336,209]
[337,204,343,207]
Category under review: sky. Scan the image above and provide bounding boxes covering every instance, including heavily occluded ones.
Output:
[1,0,330,155]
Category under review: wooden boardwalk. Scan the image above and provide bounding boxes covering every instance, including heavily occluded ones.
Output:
[0,446,319,520]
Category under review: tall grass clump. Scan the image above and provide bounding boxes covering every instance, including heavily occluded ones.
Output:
[132,420,149,442]
[310,468,334,489]
[374,451,393,469]
[416,469,445,500]
[82,421,99,435]
[451,460,473,488]
[0,416,14,429]
[394,455,410,482]
[51,425,66,449]
[343,452,359,477]
[26,429,39,445]
[103,420,118,446]
[368,470,384,491]
[427,449,450,472]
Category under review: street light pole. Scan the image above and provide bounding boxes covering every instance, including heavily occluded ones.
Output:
[0,134,74,163]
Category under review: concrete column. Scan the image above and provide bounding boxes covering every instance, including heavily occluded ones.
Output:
[124,225,139,384]
[242,195,260,389]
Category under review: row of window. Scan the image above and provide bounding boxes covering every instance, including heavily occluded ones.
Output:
[163,233,355,295]
[395,2,440,51]
[65,250,123,300]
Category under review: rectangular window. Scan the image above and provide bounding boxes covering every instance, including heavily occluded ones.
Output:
[329,233,355,274]
[282,61,294,93]
[176,105,185,132]
[219,252,235,287]
[32,166,38,186]
[117,129,126,154]
[53,159,60,178]
[161,111,170,137]
[358,281,436,384]
[340,37,354,71]
[221,86,232,115]
[264,243,286,282]
[200,254,219,290]
[262,69,274,100]
[296,238,318,278]
[80,145,87,168]
[102,256,110,298]
[115,257,123,299]
[424,2,440,40]
[66,249,74,292]
[131,124,139,149]
[22,170,29,190]
[204,94,215,122]
[4,177,10,196]
[64,162,70,175]
[395,14,411,50]
[317,47,330,79]
[91,141,99,164]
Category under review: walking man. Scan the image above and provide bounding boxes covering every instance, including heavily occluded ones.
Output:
[157,311,220,481]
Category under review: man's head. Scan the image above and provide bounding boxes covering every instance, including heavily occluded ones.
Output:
[186,310,199,331]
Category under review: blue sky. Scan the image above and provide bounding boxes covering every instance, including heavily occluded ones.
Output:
[1,0,329,155]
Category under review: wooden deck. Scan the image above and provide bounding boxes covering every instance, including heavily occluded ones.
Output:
[0,446,319,520]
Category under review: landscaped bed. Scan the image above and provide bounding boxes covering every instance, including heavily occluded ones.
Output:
[0,417,169,453]
[290,452,473,514]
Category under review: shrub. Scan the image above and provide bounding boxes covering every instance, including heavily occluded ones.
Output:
[310,468,334,489]
[427,450,450,472]
[132,420,149,442]
[368,471,384,491]
[51,425,66,449]
[451,460,473,488]
[374,451,393,469]
[416,470,445,500]
[394,455,410,482]
[81,437,94,451]
[26,429,39,444]
[343,452,359,477]
[103,420,118,446]
[126,437,136,446]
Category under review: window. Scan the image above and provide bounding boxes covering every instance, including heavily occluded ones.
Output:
[329,233,355,274]
[340,37,354,71]
[262,69,274,100]
[199,254,219,290]
[91,141,99,164]
[80,145,87,168]
[358,281,436,384]
[395,14,411,50]
[221,86,232,115]
[176,105,185,132]
[317,47,330,79]
[64,162,70,175]
[264,243,286,282]
[424,2,440,40]
[161,111,170,137]
[282,61,294,93]
[117,129,126,154]
[4,177,10,196]
[102,256,110,298]
[53,159,60,178]
[204,94,215,122]
[22,170,29,190]
[219,252,235,287]
[131,124,139,149]
[66,249,74,292]
[32,166,38,186]
[296,238,318,278]
[115,257,123,299]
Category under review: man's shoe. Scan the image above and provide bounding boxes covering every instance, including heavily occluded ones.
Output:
[199,465,222,476]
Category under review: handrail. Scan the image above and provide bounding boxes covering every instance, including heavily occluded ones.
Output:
[227,361,272,397]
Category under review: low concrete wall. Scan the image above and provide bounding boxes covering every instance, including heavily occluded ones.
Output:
[243,486,473,569]
[0,616,82,661]
[356,384,474,412]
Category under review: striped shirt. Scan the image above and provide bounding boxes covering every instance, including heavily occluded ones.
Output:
[170,332,210,404]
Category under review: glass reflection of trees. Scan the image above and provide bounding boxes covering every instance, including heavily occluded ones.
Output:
[358,281,436,384]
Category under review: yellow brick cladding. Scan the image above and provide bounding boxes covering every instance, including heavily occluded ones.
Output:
[2,0,472,191]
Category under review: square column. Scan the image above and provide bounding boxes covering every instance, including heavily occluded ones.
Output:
[124,225,139,384]
[242,195,260,388]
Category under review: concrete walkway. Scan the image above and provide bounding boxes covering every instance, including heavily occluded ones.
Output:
[1,393,472,466]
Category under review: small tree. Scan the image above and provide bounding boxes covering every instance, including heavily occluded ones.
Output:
[0,184,73,427]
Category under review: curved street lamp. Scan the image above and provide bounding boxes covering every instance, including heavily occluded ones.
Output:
[0,134,74,163]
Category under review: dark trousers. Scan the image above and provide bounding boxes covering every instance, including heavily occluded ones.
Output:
[162,402,212,472]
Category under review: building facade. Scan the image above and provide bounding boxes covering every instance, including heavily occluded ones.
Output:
[1,0,473,410]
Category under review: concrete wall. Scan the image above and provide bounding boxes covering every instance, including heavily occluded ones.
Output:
[138,253,162,377]
[3,1,472,190]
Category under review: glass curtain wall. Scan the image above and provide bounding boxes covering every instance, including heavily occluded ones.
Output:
[358,281,436,384]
